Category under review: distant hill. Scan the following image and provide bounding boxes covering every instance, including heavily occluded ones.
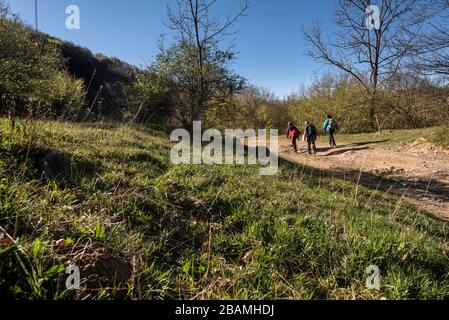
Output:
[58,40,137,89]
[46,35,140,118]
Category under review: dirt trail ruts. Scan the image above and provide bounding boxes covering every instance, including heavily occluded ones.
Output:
[261,137,449,220]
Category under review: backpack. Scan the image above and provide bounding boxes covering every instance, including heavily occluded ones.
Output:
[307,124,317,137]
[291,126,301,138]
[329,119,336,129]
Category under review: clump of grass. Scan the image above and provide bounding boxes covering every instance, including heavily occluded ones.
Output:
[1,118,449,300]
[431,126,449,149]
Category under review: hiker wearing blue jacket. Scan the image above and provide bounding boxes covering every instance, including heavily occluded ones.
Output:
[323,115,340,148]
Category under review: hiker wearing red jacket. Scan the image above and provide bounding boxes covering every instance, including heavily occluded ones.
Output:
[286,122,302,153]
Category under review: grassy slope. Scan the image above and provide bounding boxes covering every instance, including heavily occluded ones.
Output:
[1,119,449,300]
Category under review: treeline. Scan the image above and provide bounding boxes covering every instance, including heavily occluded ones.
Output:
[1,0,448,133]
[305,73,449,133]
[204,73,449,133]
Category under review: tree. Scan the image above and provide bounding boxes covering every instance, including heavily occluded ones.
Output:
[303,0,429,131]
[409,0,449,76]
[384,73,449,128]
[124,69,176,126]
[0,2,85,118]
[163,0,249,129]
[287,73,374,133]
[152,40,244,128]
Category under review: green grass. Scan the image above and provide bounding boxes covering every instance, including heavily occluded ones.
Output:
[430,126,449,149]
[1,118,449,300]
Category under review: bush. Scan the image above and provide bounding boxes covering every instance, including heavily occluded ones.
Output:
[0,12,86,119]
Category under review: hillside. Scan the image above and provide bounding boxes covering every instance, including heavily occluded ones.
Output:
[53,37,138,118]
[1,118,449,300]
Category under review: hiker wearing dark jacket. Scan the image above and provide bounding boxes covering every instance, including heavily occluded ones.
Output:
[286,122,302,153]
[323,115,340,148]
[304,121,317,155]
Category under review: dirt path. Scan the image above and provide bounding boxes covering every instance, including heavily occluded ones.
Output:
[272,137,449,220]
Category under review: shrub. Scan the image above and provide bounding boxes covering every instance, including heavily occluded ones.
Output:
[0,13,86,119]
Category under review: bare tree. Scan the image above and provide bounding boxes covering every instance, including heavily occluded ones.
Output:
[409,0,449,76]
[0,0,9,18]
[303,0,429,131]
[166,0,250,67]
[164,0,250,128]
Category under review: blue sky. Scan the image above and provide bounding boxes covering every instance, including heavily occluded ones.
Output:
[9,0,337,98]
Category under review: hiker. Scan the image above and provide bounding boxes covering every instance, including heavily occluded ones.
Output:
[323,115,340,148]
[286,122,302,153]
[304,121,318,155]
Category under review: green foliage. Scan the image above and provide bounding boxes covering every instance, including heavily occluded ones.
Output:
[38,72,86,118]
[0,178,13,219]
[151,40,245,128]
[289,76,373,134]
[209,86,292,130]
[286,73,449,134]
[124,70,175,125]
[58,42,137,120]
[0,12,86,118]
[215,72,448,134]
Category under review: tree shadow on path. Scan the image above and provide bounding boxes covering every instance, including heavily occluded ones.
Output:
[317,139,391,154]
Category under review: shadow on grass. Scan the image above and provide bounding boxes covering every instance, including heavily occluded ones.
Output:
[106,150,169,171]
[276,156,449,292]
[6,144,103,188]
[278,154,449,222]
